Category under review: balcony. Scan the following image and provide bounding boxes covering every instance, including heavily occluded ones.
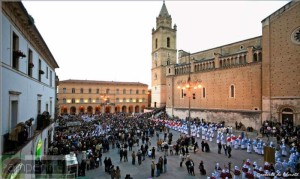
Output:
[2,112,53,155]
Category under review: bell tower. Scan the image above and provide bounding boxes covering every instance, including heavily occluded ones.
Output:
[151,1,177,108]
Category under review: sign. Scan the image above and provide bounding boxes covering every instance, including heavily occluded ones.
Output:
[36,139,42,159]
[264,146,275,164]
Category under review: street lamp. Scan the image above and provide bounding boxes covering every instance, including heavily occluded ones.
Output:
[177,53,202,135]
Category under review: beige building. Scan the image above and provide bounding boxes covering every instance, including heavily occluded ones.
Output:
[152,1,300,129]
[58,80,148,114]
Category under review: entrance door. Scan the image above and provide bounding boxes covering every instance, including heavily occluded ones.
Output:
[282,108,294,126]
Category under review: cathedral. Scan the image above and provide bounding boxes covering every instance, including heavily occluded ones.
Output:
[151,1,300,129]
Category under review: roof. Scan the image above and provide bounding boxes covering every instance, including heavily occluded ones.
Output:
[59,79,148,86]
[159,2,170,17]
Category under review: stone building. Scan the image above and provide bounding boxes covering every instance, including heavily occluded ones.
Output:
[58,80,148,115]
[1,2,59,178]
[151,1,300,129]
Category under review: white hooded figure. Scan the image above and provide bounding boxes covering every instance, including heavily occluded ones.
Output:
[234,139,239,149]
[247,143,252,153]
[257,167,265,179]
[253,165,259,178]
[233,166,241,179]
[281,143,287,157]
[241,164,248,179]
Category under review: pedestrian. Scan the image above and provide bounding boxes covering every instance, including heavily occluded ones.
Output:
[124,149,128,162]
[110,165,116,179]
[115,166,121,179]
[199,160,206,175]
[151,147,156,159]
[223,144,228,156]
[218,142,222,154]
[151,160,155,177]
[164,155,167,173]
[156,161,161,177]
[201,141,205,152]
[189,159,195,176]
[119,148,123,162]
[228,145,232,158]
[131,151,136,165]
[185,158,191,174]
[137,150,142,165]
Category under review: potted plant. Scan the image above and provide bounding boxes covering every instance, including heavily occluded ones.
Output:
[39,70,45,74]
[29,62,34,68]
[13,50,26,58]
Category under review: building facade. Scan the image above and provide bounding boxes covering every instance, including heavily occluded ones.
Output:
[1,2,59,178]
[58,80,148,115]
[152,1,300,129]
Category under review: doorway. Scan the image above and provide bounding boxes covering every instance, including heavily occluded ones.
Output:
[281,108,294,126]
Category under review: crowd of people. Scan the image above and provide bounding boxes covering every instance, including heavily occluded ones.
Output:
[46,108,299,178]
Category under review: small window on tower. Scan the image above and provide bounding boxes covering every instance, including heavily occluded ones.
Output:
[155,38,158,49]
[167,37,170,48]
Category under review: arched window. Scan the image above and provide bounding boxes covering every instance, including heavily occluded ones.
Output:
[130,89,133,94]
[258,52,262,61]
[63,98,66,104]
[169,68,171,73]
[106,88,110,94]
[167,37,170,48]
[123,98,126,102]
[116,89,119,94]
[230,85,235,98]
[202,88,206,98]
[253,53,258,62]
[123,89,126,94]
[136,90,139,94]
[155,38,158,49]
[116,98,119,103]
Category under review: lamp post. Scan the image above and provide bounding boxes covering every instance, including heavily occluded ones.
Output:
[177,53,202,136]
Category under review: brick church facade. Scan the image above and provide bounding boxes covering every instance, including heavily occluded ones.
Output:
[151,1,300,129]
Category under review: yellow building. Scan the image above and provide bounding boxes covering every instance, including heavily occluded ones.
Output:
[152,1,300,129]
[58,80,148,114]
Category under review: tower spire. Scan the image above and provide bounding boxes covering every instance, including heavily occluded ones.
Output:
[159,0,169,17]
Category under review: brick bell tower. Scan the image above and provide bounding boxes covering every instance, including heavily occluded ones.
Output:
[151,1,177,108]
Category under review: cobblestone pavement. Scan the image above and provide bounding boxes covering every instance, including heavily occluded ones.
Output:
[84,129,277,179]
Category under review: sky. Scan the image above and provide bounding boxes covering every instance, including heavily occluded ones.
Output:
[22,1,289,89]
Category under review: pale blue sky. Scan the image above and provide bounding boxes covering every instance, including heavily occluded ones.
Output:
[22,1,288,88]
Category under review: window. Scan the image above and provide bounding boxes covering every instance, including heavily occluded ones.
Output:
[28,49,33,77]
[130,98,133,102]
[142,98,145,102]
[88,98,92,103]
[96,89,99,94]
[80,88,84,93]
[180,89,185,99]
[202,87,206,98]
[155,38,158,49]
[123,89,126,94]
[167,37,170,48]
[63,98,66,104]
[142,90,145,94]
[12,32,19,70]
[72,88,76,93]
[50,71,53,87]
[154,73,157,80]
[80,98,84,103]
[130,89,133,94]
[230,85,235,98]
[106,98,110,103]
[106,88,110,94]
[46,103,49,112]
[50,99,52,115]
[63,88,66,93]
[46,66,49,79]
[123,98,126,102]
[116,89,119,94]
[136,90,139,94]
[38,59,42,82]
[37,99,41,114]
[89,88,92,93]
[71,98,75,103]
[169,68,171,73]
[96,98,100,103]
[116,98,119,103]
[136,98,139,103]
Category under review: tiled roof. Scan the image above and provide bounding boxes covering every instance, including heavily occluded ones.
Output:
[59,79,148,86]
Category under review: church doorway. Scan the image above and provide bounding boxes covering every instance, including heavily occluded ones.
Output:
[281,108,294,126]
